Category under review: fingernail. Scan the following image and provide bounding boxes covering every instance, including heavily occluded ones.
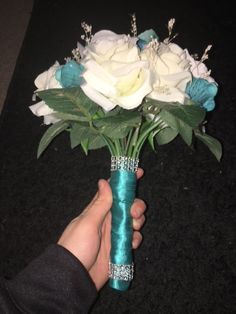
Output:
[132,239,138,249]
[98,179,105,192]
[98,179,104,192]
[133,219,139,229]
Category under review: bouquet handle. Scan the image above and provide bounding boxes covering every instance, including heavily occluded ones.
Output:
[109,156,138,291]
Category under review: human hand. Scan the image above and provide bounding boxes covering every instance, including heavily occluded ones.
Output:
[58,169,146,290]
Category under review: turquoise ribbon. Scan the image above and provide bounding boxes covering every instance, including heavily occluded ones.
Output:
[109,170,137,291]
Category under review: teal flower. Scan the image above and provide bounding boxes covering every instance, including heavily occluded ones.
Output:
[137,29,159,50]
[186,77,218,111]
[55,60,84,88]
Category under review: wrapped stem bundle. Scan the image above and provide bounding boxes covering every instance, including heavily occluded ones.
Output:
[109,156,138,290]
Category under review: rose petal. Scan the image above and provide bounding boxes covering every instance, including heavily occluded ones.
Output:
[29,101,54,116]
[117,70,152,109]
[29,101,60,124]
[81,83,116,111]
[185,49,216,83]
[149,86,186,103]
[43,114,60,125]
[34,62,61,90]
[161,71,192,89]
[169,43,185,57]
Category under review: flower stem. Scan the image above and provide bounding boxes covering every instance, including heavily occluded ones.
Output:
[101,135,117,156]
[121,138,126,154]
[131,121,163,159]
[127,126,140,157]
[114,139,122,156]
[125,129,133,156]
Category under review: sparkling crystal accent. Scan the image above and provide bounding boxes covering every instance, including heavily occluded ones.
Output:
[109,262,134,281]
[111,156,139,173]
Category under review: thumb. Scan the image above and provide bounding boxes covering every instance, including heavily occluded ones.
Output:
[85,179,112,226]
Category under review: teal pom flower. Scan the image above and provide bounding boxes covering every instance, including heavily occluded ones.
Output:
[186,77,218,111]
[55,60,84,88]
[137,29,159,50]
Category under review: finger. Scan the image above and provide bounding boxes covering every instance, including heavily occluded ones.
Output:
[132,231,143,249]
[136,168,144,180]
[84,179,112,225]
[85,168,144,226]
[130,198,146,219]
[133,215,146,230]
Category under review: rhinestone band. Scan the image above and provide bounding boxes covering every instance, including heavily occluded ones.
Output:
[109,262,134,281]
[111,156,139,173]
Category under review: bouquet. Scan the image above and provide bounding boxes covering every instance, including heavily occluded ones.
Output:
[30,16,222,291]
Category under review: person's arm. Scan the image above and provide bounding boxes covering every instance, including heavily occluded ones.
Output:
[0,244,97,314]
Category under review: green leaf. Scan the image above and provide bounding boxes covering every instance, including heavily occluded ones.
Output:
[94,110,141,139]
[148,131,156,151]
[155,127,178,145]
[37,87,99,119]
[69,122,106,151]
[194,130,222,161]
[165,104,205,128]
[70,123,90,149]
[80,138,89,155]
[37,121,69,158]
[105,105,122,117]
[159,110,193,146]
[144,99,206,128]
[54,112,89,122]
[87,135,106,150]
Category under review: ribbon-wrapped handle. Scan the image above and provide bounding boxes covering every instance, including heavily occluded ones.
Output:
[109,156,138,291]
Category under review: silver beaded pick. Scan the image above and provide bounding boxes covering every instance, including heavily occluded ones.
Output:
[109,262,134,281]
[111,156,139,173]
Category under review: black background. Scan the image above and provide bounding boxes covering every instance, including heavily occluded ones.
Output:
[0,0,235,313]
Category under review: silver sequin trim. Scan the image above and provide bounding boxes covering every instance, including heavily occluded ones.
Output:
[111,156,139,173]
[109,262,134,281]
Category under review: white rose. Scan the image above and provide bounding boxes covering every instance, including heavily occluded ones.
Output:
[142,43,192,104]
[80,30,152,111]
[29,62,61,125]
[185,49,215,83]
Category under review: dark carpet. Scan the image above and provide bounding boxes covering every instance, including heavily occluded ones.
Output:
[0,0,235,313]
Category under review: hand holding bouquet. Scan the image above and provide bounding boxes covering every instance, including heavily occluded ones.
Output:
[30,17,221,291]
